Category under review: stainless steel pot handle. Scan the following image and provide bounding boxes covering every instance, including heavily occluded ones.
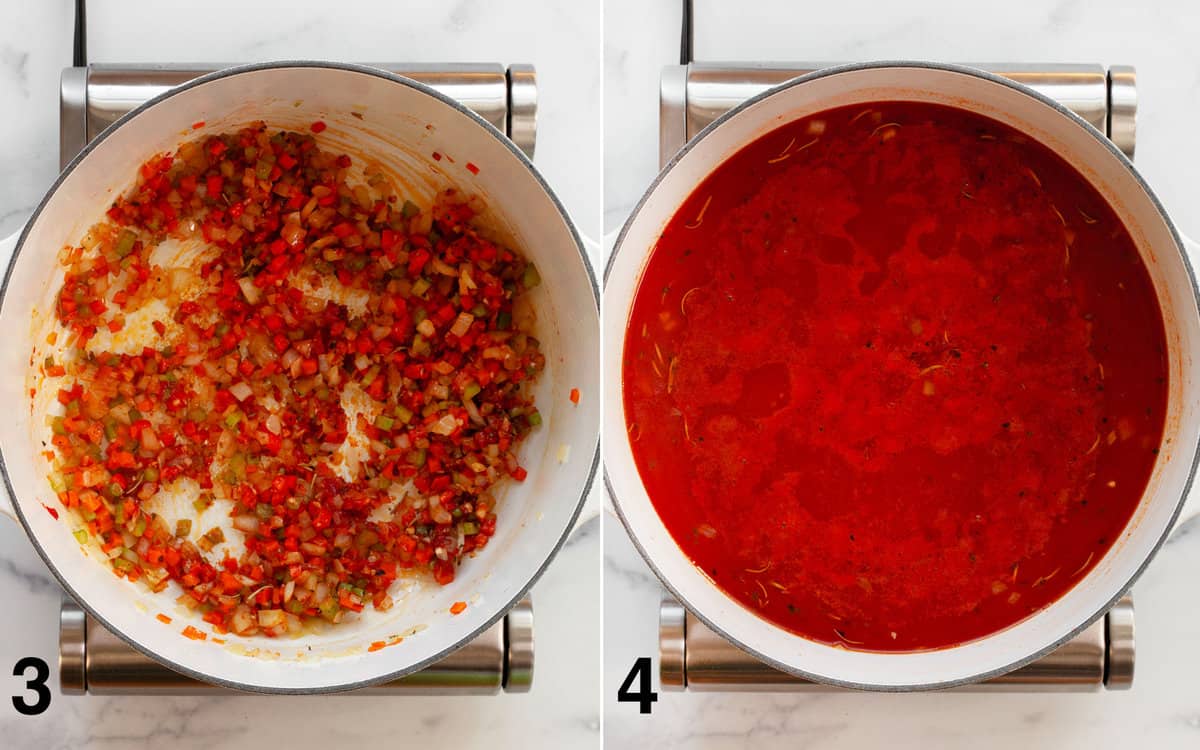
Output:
[0,229,19,522]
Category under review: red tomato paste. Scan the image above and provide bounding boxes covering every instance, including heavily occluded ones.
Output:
[623,102,1167,651]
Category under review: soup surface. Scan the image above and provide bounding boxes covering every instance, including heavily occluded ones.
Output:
[623,101,1168,651]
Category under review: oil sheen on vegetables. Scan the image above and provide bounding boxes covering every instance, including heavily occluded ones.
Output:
[622,101,1168,651]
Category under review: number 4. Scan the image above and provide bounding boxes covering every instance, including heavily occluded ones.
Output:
[617,657,658,714]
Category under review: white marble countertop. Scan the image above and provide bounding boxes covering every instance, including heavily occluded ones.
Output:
[0,1,601,748]
[603,0,1200,747]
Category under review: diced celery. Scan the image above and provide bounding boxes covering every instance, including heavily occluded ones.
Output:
[523,263,541,289]
[228,452,246,480]
[114,230,137,258]
[318,598,340,620]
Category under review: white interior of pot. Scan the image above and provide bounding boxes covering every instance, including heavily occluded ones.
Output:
[0,64,599,692]
[603,64,1200,689]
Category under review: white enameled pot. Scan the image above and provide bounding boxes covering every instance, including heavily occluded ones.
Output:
[0,62,599,693]
[604,62,1200,691]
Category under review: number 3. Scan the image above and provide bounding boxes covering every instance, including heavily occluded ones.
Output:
[12,657,50,716]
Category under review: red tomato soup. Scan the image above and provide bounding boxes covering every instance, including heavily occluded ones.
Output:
[622,101,1168,652]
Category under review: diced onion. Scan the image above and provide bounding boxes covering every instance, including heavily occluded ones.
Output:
[431,413,460,436]
[281,222,306,247]
[237,277,261,304]
[140,427,161,452]
[464,399,482,425]
[232,516,260,533]
[430,498,453,524]
[449,312,474,338]
[230,605,255,634]
[230,382,254,402]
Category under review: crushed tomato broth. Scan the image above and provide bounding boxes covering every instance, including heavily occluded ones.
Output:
[41,121,546,638]
[623,101,1168,651]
